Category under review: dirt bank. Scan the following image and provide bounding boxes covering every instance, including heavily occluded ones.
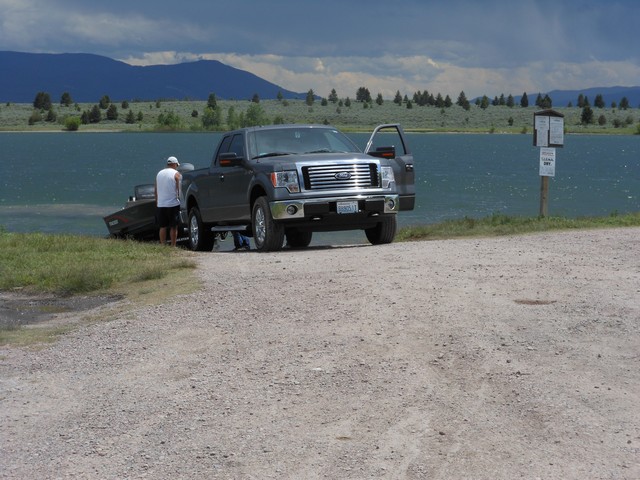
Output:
[1,228,639,479]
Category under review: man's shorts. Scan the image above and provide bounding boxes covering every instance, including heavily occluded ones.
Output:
[157,205,180,228]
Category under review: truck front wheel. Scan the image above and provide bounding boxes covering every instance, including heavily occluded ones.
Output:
[252,196,285,251]
[188,207,214,251]
[286,230,312,249]
[365,215,397,245]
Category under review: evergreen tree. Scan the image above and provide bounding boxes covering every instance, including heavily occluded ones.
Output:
[227,106,239,129]
[244,103,267,126]
[520,92,529,108]
[60,92,73,106]
[619,96,630,109]
[207,93,217,109]
[577,94,585,108]
[535,93,543,107]
[506,94,515,107]
[99,95,111,109]
[33,91,52,110]
[480,95,489,109]
[356,87,372,103]
[106,104,118,120]
[125,110,136,124]
[306,89,315,106]
[393,90,403,105]
[45,108,57,122]
[581,105,594,125]
[251,93,260,103]
[328,89,338,103]
[456,91,468,107]
[89,105,101,123]
[121,100,129,109]
[594,94,605,108]
[376,93,384,106]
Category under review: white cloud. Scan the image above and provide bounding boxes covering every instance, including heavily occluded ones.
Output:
[117,50,640,101]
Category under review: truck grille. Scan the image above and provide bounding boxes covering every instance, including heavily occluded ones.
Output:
[302,163,379,190]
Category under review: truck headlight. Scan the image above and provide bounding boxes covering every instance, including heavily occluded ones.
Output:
[271,171,300,193]
[381,166,395,189]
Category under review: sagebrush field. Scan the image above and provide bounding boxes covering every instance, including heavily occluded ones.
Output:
[1,97,639,134]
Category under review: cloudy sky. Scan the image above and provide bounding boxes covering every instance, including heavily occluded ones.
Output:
[1,0,638,99]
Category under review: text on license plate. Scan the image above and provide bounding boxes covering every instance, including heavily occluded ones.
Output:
[337,201,358,214]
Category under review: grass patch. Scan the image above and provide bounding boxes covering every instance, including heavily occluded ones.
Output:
[396,211,640,241]
[0,232,199,346]
[0,232,196,295]
[0,324,76,348]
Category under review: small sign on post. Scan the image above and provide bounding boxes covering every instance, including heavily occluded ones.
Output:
[533,109,564,216]
[539,147,556,177]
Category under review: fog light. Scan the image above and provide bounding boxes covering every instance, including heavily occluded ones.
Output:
[286,204,298,215]
[386,198,396,210]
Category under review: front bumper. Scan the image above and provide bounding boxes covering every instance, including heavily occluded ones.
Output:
[270,194,399,221]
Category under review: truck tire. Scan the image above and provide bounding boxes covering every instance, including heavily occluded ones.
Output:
[365,215,397,245]
[252,196,285,252]
[188,207,214,251]
[285,230,313,249]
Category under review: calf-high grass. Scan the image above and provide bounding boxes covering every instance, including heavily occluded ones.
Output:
[0,232,196,295]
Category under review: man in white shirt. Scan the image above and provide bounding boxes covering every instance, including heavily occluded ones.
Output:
[155,156,182,246]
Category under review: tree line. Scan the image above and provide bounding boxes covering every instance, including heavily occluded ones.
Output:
[24,87,638,131]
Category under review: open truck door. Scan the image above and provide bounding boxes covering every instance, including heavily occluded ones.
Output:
[365,124,415,211]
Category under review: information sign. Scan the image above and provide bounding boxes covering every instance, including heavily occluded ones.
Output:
[539,148,556,177]
[533,109,564,148]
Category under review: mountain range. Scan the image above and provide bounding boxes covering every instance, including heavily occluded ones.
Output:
[1,51,639,107]
[0,51,306,103]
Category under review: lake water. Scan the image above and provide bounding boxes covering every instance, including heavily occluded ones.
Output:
[1,132,638,243]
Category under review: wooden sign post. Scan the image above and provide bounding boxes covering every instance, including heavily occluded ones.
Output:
[533,109,564,217]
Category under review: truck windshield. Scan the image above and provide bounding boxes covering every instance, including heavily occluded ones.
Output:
[249,127,361,160]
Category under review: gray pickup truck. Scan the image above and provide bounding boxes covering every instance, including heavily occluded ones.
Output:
[180,123,415,251]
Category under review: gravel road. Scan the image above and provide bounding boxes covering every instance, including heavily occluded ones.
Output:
[1,228,639,479]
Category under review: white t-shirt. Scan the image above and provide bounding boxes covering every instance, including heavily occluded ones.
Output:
[156,168,181,207]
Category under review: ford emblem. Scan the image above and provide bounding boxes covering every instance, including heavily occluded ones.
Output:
[335,171,351,180]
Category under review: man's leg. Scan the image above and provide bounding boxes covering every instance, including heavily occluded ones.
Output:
[159,227,167,245]
[170,226,178,247]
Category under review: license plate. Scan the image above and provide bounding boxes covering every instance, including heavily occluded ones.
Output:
[337,201,358,214]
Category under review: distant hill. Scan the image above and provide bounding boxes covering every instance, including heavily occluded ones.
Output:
[544,86,640,108]
[485,87,640,109]
[2,51,639,107]
[0,51,307,103]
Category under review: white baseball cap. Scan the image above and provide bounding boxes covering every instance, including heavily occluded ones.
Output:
[167,156,180,165]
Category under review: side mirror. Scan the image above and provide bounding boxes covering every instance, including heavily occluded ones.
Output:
[218,152,244,167]
[368,146,396,159]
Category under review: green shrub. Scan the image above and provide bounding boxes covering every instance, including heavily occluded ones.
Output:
[64,116,81,131]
